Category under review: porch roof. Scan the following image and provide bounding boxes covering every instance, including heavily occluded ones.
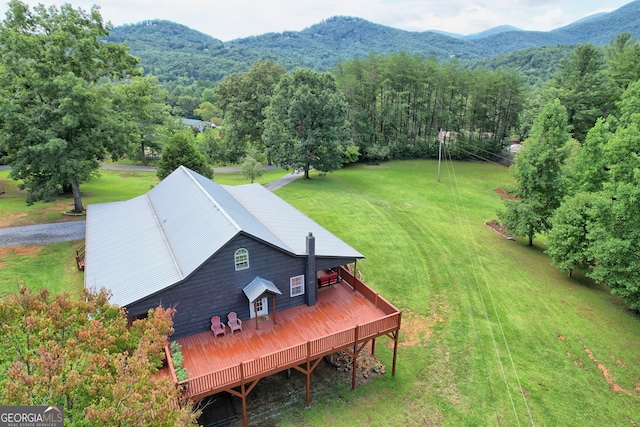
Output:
[243,276,282,303]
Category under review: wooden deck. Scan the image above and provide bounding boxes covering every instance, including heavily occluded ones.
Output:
[166,266,401,402]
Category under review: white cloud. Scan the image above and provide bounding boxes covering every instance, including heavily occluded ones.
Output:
[532,8,568,30]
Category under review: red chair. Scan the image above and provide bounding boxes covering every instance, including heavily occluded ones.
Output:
[227,312,243,334]
[211,316,226,338]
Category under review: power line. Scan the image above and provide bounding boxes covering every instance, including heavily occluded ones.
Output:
[442,154,502,426]
[442,146,535,427]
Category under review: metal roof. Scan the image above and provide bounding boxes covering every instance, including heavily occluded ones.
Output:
[84,166,364,307]
[243,276,282,303]
[225,184,364,258]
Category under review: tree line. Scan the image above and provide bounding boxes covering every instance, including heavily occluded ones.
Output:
[500,33,640,308]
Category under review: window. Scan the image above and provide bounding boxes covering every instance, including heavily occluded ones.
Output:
[234,248,249,271]
[290,275,305,297]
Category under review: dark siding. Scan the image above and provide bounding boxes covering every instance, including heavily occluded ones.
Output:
[126,234,307,339]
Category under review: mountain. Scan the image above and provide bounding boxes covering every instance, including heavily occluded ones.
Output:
[105,0,640,82]
[462,25,523,40]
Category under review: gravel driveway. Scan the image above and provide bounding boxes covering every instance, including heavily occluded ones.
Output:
[0,221,86,247]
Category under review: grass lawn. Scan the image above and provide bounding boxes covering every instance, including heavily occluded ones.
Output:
[274,160,640,426]
[0,241,85,299]
[1,160,639,425]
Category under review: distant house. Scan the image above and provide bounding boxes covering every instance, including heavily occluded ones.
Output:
[182,118,216,132]
[83,166,400,426]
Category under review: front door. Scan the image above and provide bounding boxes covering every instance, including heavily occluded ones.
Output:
[249,297,268,318]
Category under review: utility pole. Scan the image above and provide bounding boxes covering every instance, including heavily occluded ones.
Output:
[437,129,443,182]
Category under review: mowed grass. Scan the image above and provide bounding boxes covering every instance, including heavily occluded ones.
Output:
[0,241,85,299]
[274,160,640,426]
[1,161,639,425]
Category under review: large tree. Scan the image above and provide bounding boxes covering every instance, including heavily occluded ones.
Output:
[113,76,173,166]
[549,43,619,142]
[0,1,140,213]
[263,68,352,179]
[213,59,286,163]
[500,99,571,246]
[0,287,197,426]
[604,32,640,91]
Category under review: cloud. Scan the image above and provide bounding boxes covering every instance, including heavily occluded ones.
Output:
[532,8,568,29]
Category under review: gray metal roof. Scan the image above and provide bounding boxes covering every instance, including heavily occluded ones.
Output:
[243,277,282,303]
[84,166,364,307]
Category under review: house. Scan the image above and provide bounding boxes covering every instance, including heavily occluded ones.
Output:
[182,118,215,133]
[84,166,401,426]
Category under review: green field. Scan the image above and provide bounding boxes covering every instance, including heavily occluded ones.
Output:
[1,161,639,426]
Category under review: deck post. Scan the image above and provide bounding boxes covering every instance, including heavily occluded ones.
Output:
[306,341,311,407]
[371,337,376,356]
[240,363,248,427]
[254,301,259,330]
[272,295,277,325]
[392,312,402,376]
[352,326,359,390]
[353,260,358,292]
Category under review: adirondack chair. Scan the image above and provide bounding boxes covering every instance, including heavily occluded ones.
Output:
[227,312,242,334]
[211,316,226,338]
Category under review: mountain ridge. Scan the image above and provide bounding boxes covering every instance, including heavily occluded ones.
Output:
[104,0,640,82]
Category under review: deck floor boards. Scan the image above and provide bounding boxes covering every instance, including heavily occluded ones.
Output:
[177,281,388,379]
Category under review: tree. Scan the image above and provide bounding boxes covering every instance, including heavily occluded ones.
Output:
[194,101,222,123]
[0,1,141,213]
[604,32,640,91]
[113,76,173,165]
[214,60,286,162]
[547,81,640,306]
[157,130,213,180]
[500,99,570,246]
[0,287,198,426]
[241,157,263,184]
[263,69,352,179]
[549,43,619,142]
[547,192,605,277]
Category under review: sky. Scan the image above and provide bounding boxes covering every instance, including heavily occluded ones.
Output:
[0,0,633,41]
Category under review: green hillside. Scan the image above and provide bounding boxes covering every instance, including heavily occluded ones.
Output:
[104,0,640,82]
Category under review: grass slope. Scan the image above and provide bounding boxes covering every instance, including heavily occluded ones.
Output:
[275,161,640,426]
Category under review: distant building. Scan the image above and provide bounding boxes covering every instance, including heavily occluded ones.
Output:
[182,118,216,132]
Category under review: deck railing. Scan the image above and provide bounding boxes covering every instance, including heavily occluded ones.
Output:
[177,269,400,401]
[338,265,398,315]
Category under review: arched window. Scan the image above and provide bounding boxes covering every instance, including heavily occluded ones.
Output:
[234,248,249,271]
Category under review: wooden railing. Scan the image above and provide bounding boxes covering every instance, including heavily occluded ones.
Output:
[175,266,401,401]
[75,244,86,271]
[338,265,398,315]
[179,311,400,400]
